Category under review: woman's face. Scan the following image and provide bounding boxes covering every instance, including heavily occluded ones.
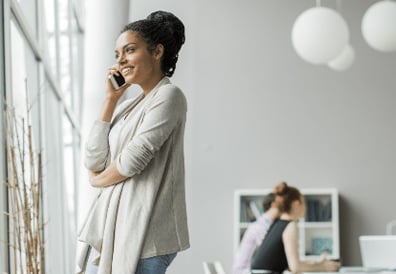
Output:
[297,197,306,218]
[114,31,161,86]
[291,197,306,220]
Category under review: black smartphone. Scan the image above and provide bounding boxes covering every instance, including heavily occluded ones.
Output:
[109,73,126,90]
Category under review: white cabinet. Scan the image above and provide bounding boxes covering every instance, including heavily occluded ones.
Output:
[234,188,339,260]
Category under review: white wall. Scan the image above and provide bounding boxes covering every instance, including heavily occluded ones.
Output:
[130,1,396,273]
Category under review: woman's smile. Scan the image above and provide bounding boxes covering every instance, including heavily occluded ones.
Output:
[121,66,133,76]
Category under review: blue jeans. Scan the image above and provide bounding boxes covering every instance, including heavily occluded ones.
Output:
[136,253,177,274]
[85,252,177,274]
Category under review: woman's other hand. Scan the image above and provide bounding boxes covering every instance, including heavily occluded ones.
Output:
[321,259,341,272]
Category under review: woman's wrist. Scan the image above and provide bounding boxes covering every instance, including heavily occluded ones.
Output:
[104,92,121,103]
[100,97,118,122]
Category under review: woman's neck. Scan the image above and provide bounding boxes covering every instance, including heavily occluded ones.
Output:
[140,73,165,96]
[279,212,299,221]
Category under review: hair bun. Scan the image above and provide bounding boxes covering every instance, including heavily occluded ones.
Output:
[146,10,170,23]
[273,182,302,213]
[146,11,163,23]
[147,10,185,46]
[274,182,288,196]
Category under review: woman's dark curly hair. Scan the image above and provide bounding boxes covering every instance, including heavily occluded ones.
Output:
[121,11,185,77]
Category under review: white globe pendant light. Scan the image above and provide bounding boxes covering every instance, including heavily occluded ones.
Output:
[292,7,349,64]
[328,44,355,71]
[362,0,396,52]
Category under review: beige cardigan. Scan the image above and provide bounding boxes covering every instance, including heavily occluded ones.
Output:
[77,78,190,273]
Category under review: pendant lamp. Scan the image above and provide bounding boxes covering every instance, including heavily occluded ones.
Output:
[292,6,349,64]
[362,0,396,52]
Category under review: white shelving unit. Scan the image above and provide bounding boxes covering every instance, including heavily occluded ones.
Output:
[234,188,339,260]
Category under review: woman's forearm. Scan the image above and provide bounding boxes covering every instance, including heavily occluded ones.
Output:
[99,97,119,122]
[289,259,340,273]
[89,161,128,187]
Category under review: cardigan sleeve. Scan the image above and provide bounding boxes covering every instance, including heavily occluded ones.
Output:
[84,120,111,171]
[116,85,187,177]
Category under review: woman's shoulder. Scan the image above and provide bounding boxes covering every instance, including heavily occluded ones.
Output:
[154,82,187,108]
[270,219,294,234]
[278,220,297,242]
[273,218,292,225]
[158,82,185,98]
[283,220,298,235]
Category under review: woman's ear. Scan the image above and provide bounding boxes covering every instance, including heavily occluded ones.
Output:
[153,44,164,60]
[291,199,302,212]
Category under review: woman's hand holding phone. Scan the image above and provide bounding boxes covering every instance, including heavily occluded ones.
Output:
[109,72,126,90]
[99,66,131,122]
[106,66,130,100]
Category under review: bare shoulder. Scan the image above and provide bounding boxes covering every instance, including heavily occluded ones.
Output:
[283,221,298,239]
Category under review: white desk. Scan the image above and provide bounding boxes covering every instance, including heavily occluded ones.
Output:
[302,267,396,274]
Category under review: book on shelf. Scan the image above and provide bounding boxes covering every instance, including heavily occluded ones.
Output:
[306,198,332,222]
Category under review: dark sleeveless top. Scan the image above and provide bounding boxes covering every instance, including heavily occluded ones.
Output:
[251,219,291,273]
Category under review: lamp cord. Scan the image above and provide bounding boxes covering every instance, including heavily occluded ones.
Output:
[336,0,342,11]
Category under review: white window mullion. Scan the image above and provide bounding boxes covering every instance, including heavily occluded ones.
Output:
[54,0,61,83]
[1,0,12,272]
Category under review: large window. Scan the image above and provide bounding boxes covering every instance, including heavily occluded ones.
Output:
[0,0,84,273]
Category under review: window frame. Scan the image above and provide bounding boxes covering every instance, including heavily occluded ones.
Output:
[1,0,84,272]
[0,0,12,272]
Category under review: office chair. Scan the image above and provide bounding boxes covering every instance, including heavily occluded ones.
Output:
[202,261,226,274]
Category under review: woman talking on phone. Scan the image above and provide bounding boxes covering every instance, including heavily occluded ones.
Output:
[76,10,190,274]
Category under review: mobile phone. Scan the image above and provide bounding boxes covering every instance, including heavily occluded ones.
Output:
[109,73,126,90]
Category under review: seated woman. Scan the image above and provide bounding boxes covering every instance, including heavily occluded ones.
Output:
[251,182,340,274]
